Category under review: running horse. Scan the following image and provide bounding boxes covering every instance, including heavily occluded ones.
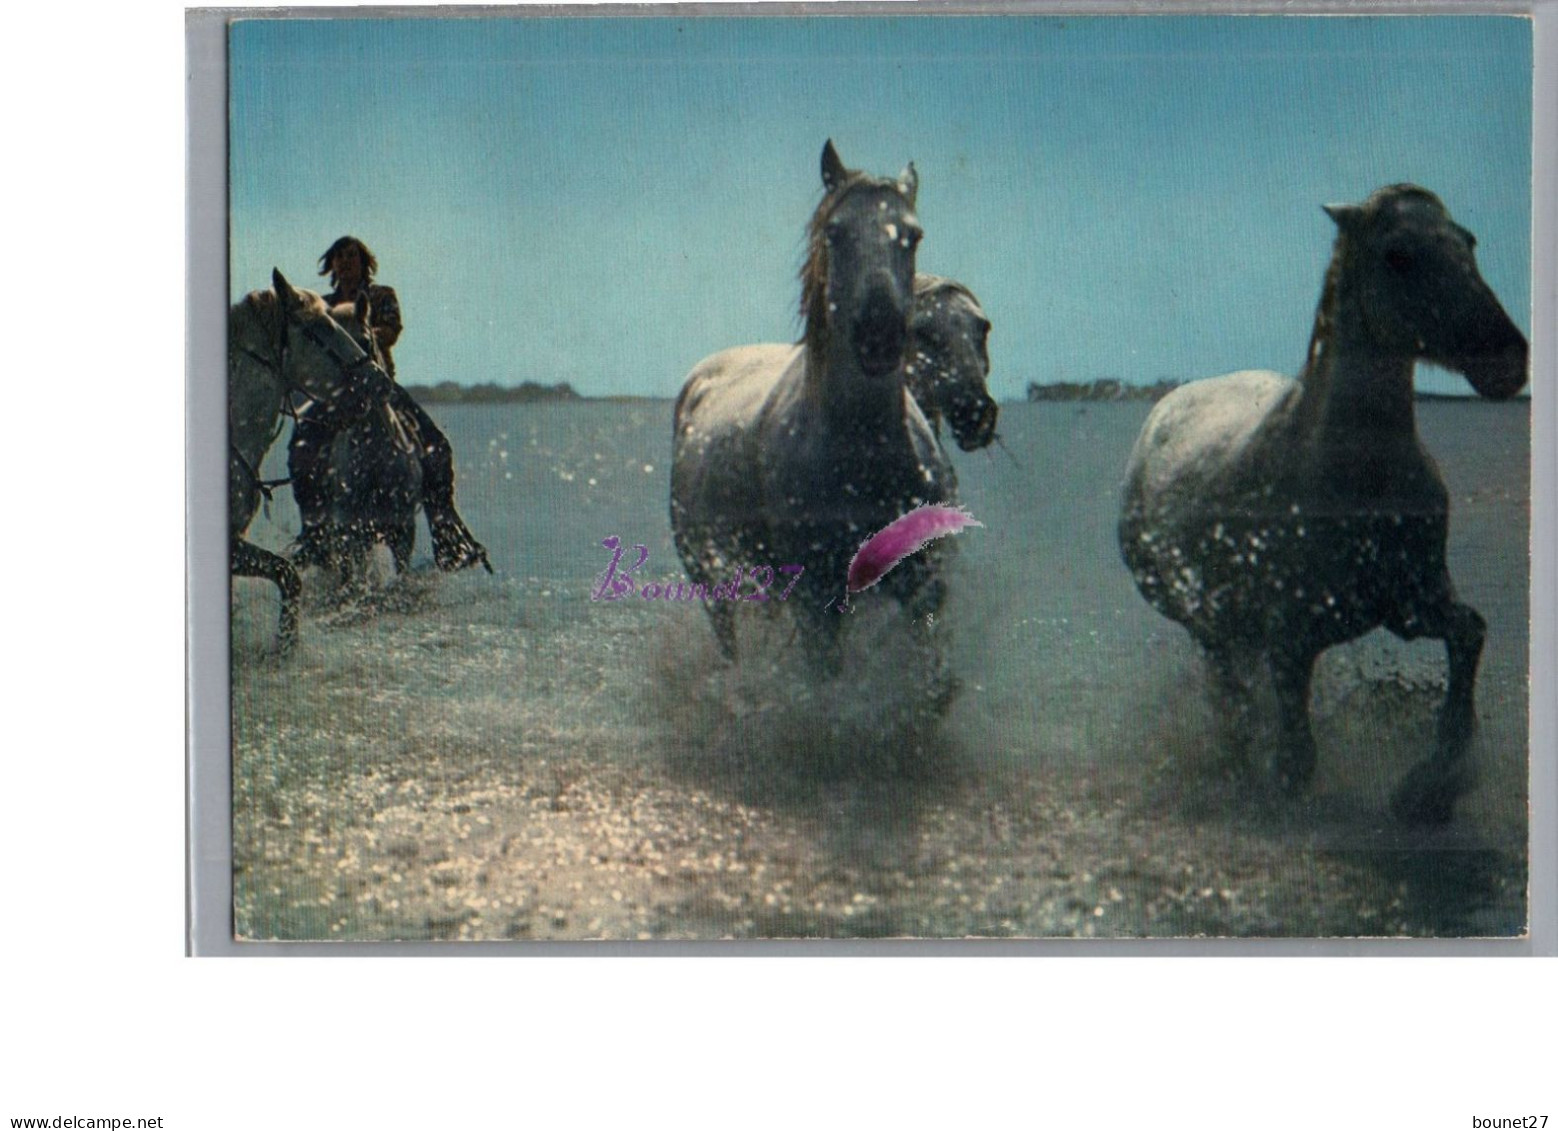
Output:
[1119,185,1528,825]
[670,273,996,467]
[671,141,959,705]
[906,274,997,455]
[229,269,393,651]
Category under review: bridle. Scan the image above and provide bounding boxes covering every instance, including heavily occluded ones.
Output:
[238,303,385,399]
[230,444,290,508]
[231,299,390,504]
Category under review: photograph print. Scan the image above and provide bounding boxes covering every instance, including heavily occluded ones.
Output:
[225,11,1533,941]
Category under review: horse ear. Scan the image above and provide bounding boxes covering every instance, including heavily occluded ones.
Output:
[821,139,848,193]
[273,268,301,308]
[1323,203,1364,233]
[898,161,918,205]
[354,289,372,326]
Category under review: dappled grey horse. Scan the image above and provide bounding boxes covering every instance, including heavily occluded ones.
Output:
[671,272,995,477]
[671,141,958,704]
[906,274,997,454]
[1119,185,1528,825]
[230,270,394,650]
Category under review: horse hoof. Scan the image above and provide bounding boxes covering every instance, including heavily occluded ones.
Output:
[1390,776,1458,827]
[1391,755,1473,827]
[431,517,492,573]
[437,544,491,573]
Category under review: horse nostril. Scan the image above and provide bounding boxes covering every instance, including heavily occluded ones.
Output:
[854,289,909,376]
[954,402,1000,451]
[1461,321,1529,401]
[1472,343,1529,401]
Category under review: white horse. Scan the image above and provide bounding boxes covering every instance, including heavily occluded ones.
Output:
[672,272,995,494]
[671,141,957,707]
[1119,185,1527,825]
[230,269,393,650]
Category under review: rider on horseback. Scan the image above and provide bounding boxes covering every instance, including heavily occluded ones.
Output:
[289,236,490,573]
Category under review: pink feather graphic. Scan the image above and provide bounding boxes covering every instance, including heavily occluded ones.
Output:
[846,504,983,594]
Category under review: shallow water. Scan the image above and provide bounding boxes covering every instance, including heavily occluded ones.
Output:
[233,400,1530,939]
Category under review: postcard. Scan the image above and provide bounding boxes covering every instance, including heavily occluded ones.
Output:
[221,10,1533,942]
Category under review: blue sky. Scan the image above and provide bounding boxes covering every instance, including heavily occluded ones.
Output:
[230,14,1532,398]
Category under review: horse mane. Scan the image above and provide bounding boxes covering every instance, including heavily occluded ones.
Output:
[798,166,911,361]
[236,286,280,320]
[1301,246,1346,380]
[1301,184,1445,381]
[1370,183,1445,215]
[231,283,340,371]
[230,288,284,361]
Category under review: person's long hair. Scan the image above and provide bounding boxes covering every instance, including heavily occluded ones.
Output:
[317,236,378,289]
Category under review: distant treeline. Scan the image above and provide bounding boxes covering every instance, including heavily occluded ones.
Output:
[400,379,1510,406]
[1024,380,1516,404]
[1026,379,1182,403]
[404,381,584,405]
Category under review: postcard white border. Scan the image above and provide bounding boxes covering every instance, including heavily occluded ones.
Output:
[187,0,1557,955]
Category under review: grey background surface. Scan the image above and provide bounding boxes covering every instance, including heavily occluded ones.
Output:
[187,0,1557,956]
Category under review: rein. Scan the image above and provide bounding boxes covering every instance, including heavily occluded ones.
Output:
[242,302,384,404]
[289,313,385,383]
[233,298,388,514]
[230,442,291,517]
[992,434,1022,469]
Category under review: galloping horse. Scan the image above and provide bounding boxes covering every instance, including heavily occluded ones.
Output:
[288,292,425,589]
[1119,185,1528,824]
[671,141,958,704]
[670,273,995,472]
[906,274,997,454]
[230,269,392,650]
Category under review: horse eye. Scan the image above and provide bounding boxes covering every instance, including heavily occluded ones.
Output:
[1384,249,1414,273]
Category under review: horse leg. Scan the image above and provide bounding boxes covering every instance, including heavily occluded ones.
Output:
[1269,645,1319,795]
[287,413,334,569]
[1202,643,1257,775]
[792,596,844,678]
[903,573,957,714]
[394,391,490,573]
[1388,599,1484,826]
[232,538,301,653]
[706,600,738,663]
[341,523,377,598]
[388,519,417,575]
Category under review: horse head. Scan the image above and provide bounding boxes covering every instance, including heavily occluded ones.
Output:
[909,276,997,451]
[802,140,922,381]
[1323,186,1528,401]
[271,267,391,410]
